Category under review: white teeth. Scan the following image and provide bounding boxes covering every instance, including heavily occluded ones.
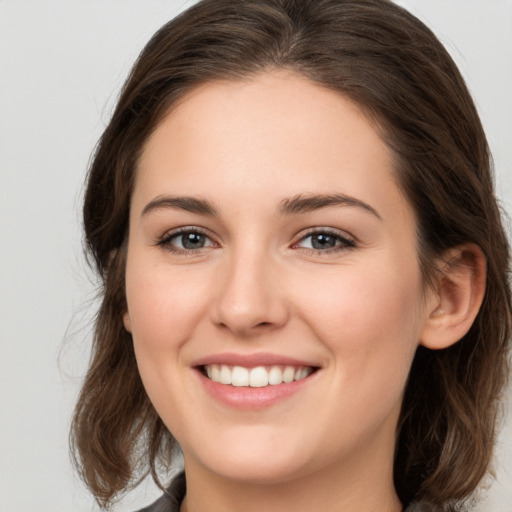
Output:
[231,366,249,387]
[249,366,269,387]
[204,364,314,387]
[219,365,232,385]
[295,367,309,381]
[282,366,295,383]
[268,366,283,385]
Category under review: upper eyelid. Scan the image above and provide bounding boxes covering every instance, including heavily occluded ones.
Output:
[293,227,356,243]
[161,225,210,238]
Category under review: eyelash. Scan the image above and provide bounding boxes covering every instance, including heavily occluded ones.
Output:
[156,227,215,255]
[156,227,356,255]
[293,228,356,255]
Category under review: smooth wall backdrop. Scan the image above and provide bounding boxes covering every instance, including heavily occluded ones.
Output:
[0,1,511,511]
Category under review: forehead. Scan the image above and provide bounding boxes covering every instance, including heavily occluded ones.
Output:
[134,71,407,220]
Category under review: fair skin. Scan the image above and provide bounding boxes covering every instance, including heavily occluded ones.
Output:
[123,71,485,512]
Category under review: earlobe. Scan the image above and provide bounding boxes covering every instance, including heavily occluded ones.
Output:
[123,311,132,333]
[420,244,486,350]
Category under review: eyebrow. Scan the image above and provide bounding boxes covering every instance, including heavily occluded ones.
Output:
[141,192,381,220]
[279,193,382,220]
[142,195,218,217]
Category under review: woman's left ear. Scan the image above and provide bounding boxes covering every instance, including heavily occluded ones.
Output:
[123,311,132,333]
[420,243,486,350]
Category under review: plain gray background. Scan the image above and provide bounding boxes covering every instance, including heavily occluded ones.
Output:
[0,1,511,510]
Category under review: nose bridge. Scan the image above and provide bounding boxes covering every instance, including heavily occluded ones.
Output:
[212,238,288,335]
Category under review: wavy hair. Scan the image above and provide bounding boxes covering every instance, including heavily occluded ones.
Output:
[71,0,511,509]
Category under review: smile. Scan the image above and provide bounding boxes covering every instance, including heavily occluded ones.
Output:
[193,353,321,408]
[203,364,314,387]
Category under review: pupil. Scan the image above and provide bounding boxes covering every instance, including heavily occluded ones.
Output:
[312,234,335,249]
[182,232,205,249]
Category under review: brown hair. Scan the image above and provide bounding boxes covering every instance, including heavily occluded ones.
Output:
[71,0,511,509]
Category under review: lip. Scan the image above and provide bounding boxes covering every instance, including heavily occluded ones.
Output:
[192,352,321,410]
[192,352,320,368]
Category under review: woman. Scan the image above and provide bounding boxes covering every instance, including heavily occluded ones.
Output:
[71,1,511,511]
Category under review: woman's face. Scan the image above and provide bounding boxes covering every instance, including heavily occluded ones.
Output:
[124,71,434,486]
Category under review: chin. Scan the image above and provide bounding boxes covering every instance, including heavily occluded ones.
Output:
[207,459,310,486]
[184,433,316,485]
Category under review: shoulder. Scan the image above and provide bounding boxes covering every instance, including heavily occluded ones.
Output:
[135,472,186,512]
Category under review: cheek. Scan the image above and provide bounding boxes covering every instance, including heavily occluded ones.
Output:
[300,261,421,334]
[295,257,423,386]
[124,258,215,427]
[125,259,213,356]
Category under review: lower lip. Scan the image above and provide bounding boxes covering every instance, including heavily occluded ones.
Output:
[196,369,317,409]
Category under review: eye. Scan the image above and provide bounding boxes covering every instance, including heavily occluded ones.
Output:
[158,228,216,252]
[295,229,355,252]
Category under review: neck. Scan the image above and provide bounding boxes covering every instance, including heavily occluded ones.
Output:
[180,435,402,512]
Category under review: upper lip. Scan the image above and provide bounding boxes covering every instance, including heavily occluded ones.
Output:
[192,352,321,368]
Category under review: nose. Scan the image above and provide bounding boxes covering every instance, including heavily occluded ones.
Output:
[211,247,289,337]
